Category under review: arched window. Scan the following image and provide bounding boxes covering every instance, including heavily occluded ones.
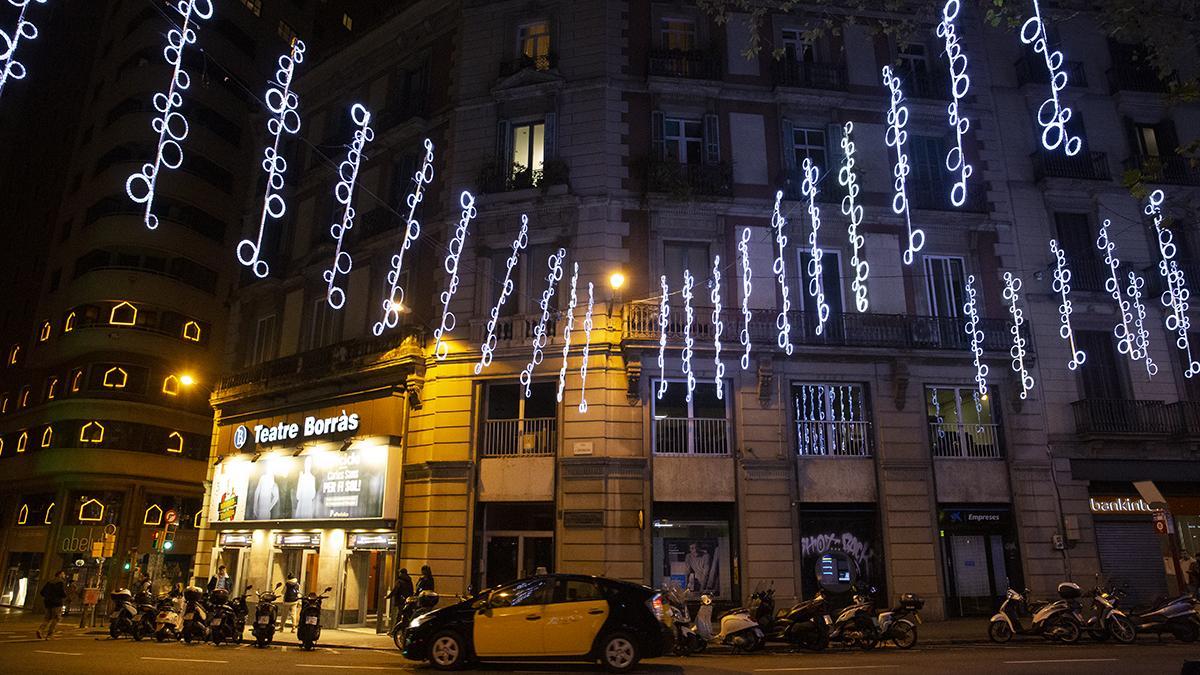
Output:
[162,374,180,396]
[182,321,201,342]
[38,322,51,342]
[166,431,184,454]
[16,431,27,453]
[102,367,128,388]
[64,311,76,333]
[109,301,137,326]
[40,426,52,448]
[80,421,105,444]
[8,344,19,365]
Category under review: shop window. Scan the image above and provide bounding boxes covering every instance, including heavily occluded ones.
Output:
[80,421,104,444]
[182,320,201,342]
[102,366,128,388]
[162,374,180,396]
[64,311,76,332]
[652,513,732,601]
[109,301,137,325]
[40,426,52,448]
[651,380,730,455]
[938,506,1021,617]
[793,383,871,456]
[7,344,19,365]
[46,377,59,400]
[517,21,551,69]
[926,386,1001,458]
[480,382,557,456]
[70,369,83,392]
[17,431,27,453]
[166,431,184,454]
[38,321,51,342]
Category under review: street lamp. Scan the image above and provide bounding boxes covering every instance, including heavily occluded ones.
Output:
[608,271,625,292]
[607,270,627,320]
[179,374,196,387]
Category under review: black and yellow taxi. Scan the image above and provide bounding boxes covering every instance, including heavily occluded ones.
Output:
[402,574,670,672]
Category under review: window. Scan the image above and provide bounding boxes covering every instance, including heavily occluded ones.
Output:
[46,377,59,401]
[555,578,603,603]
[926,386,1001,458]
[277,20,297,44]
[923,256,966,319]
[793,383,871,456]
[510,121,546,181]
[8,344,19,365]
[909,135,947,203]
[1133,123,1161,157]
[797,249,844,324]
[182,320,201,342]
[38,322,51,342]
[109,301,137,325]
[80,421,105,444]
[518,21,551,68]
[662,117,703,164]
[64,311,76,332]
[791,127,828,174]
[898,43,930,75]
[481,382,557,456]
[660,18,696,50]
[487,250,524,318]
[251,314,277,365]
[166,431,184,454]
[238,0,261,16]
[652,380,730,455]
[663,241,710,288]
[307,297,341,350]
[70,369,82,392]
[1076,331,1128,400]
[1053,213,1104,291]
[16,431,27,453]
[781,28,814,63]
[40,426,52,448]
[103,367,128,389]
[489,578,552,608]
[162,375,180,396]
[342,13,353,31]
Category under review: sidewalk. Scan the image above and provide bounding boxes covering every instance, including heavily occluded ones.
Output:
[917,617,989,645]
[271,625,397,651]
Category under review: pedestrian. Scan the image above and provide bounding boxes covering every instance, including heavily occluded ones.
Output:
[207,565,231,593]
[1186,553,1200,594]
[280,572,301,631]
[416,565,435,594]
[387,568,414,623]
[36,570,67,640]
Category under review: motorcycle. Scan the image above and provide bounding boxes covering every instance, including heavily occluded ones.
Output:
[826,586,880,650]
[694,593,765,652]
[180,586,209,644]
[297,586,334,651]
[662,584,705,655]
[108,588,144,640]
[389,589,440,651]
[1083,584,1136,643]
[874,593,923,649]
[134,590,159,639]
[989,581,1085,643]
[742,584,830,651]
[1132,591,1199,642]
[252,582,283,648]
[230,584,251,642]
[154,593,185,642]
[207,586,247,645]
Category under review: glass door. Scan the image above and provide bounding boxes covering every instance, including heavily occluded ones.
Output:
[484,532,554,588]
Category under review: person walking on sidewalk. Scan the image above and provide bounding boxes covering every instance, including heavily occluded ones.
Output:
[36,570,67,639]
[280,572,301,631]
[387,569,414,624]
[416,565,435,594]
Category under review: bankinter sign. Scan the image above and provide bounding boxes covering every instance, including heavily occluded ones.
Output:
[1090,497,1153,514]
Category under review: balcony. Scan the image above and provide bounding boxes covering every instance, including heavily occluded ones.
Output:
[1032,150,1111,182]
[771,60,847,91]
[642,158,732,198]
[930,422,1003,458]
[477,159,569,194]
[1015,54,1087,88]
[1169,401,1200,437]
[480,417,556,457]
[796,420,872,457]
[1107,64,1172,94]
[469,313,558,351]
[648,48,720,80]
[909,181,988,213]
[653,417,730,455]
[499,52,557,78]
[1124,155,1200,187]
[1072,399,1172,437]
[780,167,846,204]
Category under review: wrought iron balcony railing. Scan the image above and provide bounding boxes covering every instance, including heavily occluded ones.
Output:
[499,52,557,78]
[1072,399,1172,436]
[796,420,872,457]
[653,417,731,455]
[643,159,733,198]
[1032,150,1111,182]
[930,422,1003,458]
[648,48,720,80]
[480,417,556,457]
[771,60,847,91]
[909,181,989,213]
[1107,64,1172,93]
[1124,155,1200,187]
[1015,54,1087,88]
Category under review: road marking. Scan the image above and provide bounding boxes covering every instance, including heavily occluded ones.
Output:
[140,656,229,664]
[755,667,899,673]
[1003,659,1119,665]
[34,650,82,656]
[296,666,407,671]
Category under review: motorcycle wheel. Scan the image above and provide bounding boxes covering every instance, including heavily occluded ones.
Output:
[109,622,121,640]
[1109,615,1136,644]
[1047,616,1081,644]
[392,628,406,651]
[156,629,167,643]
[302,638,315,651]
[131,623,143,641]
[988,620,1014,644]
[891,622,918,650]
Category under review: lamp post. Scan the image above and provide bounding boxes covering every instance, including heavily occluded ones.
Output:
[607,270,626,322]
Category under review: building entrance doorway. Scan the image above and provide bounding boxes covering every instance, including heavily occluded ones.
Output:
[271,547,321,595]
[478,502,554,588]
[339,549,393,627]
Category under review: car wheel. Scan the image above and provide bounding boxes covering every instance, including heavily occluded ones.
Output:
[600,632,639,673]
[891,621,918,649]
[1109,615,1136,644]
[988,620,1013,644]
[428,631,465,671]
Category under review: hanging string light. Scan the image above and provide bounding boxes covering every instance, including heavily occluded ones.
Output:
[0,0,48,100]
[1020,0,1082,156]
[936,0,974,207]
[657,275,670,400]
[1049,239,1085,370]
[962,274,989,404]
[1126,270,1158,377]
[373,138,434,335]
[1146,189,1200,377]
[681,269,696,402]
[882,66,924,265]
[771,191,794,355]
[475,216,529,374]
[322,103,374,310]
[930,387,945,438]
[521,248,566,397]
[237,39,306,280]
[838,121,869,312]
[738,228,753,370]
[711,255,725,399]
[433,191,476,360]
[1096,218,1138,362]
[556,263,580,403]
[125,0,214,230]
[1002,272,1034,399]
[578,283,595,413]
[801,158,830,335]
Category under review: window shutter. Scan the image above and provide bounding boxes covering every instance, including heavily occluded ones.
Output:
[1156,119,1180,156]
[496,119,512,164]
[826,122,843,176]
[651,110,665,160]
[781,117,796,171]
[704,113,720,165]
[543,112,557,160]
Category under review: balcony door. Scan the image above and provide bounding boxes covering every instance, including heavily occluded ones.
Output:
[793,382,871,456]
[1075,331,1128,400]
[798,249,844,339]
[482,382,557,457]
[926,386,1001,458]
[652,380,729,455]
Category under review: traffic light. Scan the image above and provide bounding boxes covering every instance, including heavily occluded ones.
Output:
[163,522,177,552]
[151,529,163,552]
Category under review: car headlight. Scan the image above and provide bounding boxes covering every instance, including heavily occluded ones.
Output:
[410,611,433,629]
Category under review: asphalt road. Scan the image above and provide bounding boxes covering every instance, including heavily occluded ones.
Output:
[0,634,1197,674]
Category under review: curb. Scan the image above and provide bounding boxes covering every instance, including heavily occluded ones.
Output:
[83,628,398,652]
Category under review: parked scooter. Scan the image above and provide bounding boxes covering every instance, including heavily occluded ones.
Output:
[1083,583,1136,643]
[154,593,185,642]
[231,585,251,642]
[693,593,765,652]
[1131,591,1199,642]
[873,593,923,649]
[252,583,283,648]
[389,590,441,651]
[134,589,159,639]
[826,586,880,650]
[180,586,209,643]
[742,584,830,651]
[108,588,144,640]
[989,581,1085,643]
[661,584,705,655]
[297,586,334,651]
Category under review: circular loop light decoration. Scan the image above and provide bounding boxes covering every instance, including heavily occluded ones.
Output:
[556,263,580,404]
[238,39,306,279]
[1019,0,1082,156]
[374,138,434,336]
[0,0,48,100]
[1145,190,1200,377]
[681,269,696,403]
[1002,272,1034,399]
[936,0,974,207]
[771,191,794,355]
[578,282,595,413]
[521,248,566,397]
[962,274,989,402]
[738,228,753,370]
[124,0,214,230]
[711,255,725,399]
[1096,218,1138,361]
[323,103,375,310]
[433,191,477,360]
[882,66,925,265]
[476,216,529,374]
[801,157,830,335]
[1049,239,1085,370]
[657,275,670,400]
[838,122,869,312]
[1126,270,1158,377]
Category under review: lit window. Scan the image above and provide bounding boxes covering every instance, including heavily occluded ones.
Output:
[17,431,27,453]
[510,121,546,183]
[1,394,8,413]
[109,301,137,326]
[102,367,128,389]
[342,13,353,30]
[64,311,76,332]
[7,344,19,365]
[182,321,202,342]
[660,18,696,51]
[80,421,105,444]
[40,426,52,448]
[144,503,163,526]
[78,498,104,523]
[38,322,51,342]
[19,387,30,408]
[46,377,59,400]
[70,370,83,392]
[162,375,180,396]
[43,502,54,525]
[166,431,184,454]
[518,21,551,69]
[17,504,27,525]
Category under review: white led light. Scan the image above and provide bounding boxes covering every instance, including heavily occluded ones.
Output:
[930,387,946,438]
[322,103,374,310]
[373,138,434,335]
[882,66,925,265]
[936,0,974,207]
[1002,272,1034,399]
[556,263,580,403]
[801,158,830,335]
[125,0,214,230]
[681,269,696,402]
[1049,239,1085,370]
[711,255,725,400]
[1020,0,1082,156]
[433,191,476,360]
[772,191,794,355]
[1146,189,1200,377]
[962,274,989,401]
[0,0,48,100]
[521,248,566,397]
[578,282,595,413]
[476,216,529,374]
[238,39,306,279]
[1126,270,1158,377]
[838,121,869,312]
[738,228,753,370]
[657,275,670,400]
[1096,218,1138,362]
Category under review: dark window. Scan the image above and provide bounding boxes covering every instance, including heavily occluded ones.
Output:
[1076,331,1128,400]
[488,578,551,608]
[1053,213,1104,291]
[554,578,602,603]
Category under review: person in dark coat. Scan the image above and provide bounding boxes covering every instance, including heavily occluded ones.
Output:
[416,565,435,593]
[387,569,415,623]
[36,571,67,639]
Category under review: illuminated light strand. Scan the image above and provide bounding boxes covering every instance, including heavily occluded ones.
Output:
[0,0,47,100]
[556,263,580,403]
[883,66,925,265]
[801,158,830,336]
[838,121,869,312]
[962,274,989,402]
[1049,239,1086,370]
[433,191,476,360]
[657,276,670,400]
[124,0,214,230]
[738,228,753,370]
[936,0,974,207]
[322,103,374,309]
[238,39,306,279]
[373,138,434,335]
[1002,272,1035,399]
[771,191,793,355]
[1020,0,1081,156]
[712,256,725,399]
[681,269,696,402]
[578,283,595,413]
[1126,270,1158,378]
[475,216,529,374]
[521,248,566,397]
[1097,218,1138,361]
[931,387,946,438]
[1146,189,1200,378]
